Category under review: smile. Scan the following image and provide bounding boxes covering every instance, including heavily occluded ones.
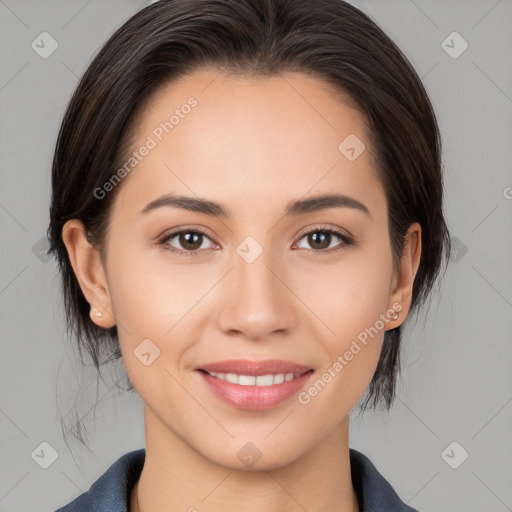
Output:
[196,368,315,410]
[202,370,304,386]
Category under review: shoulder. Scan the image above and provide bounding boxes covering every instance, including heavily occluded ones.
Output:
[349,448,420,512]
[54,448,146,512]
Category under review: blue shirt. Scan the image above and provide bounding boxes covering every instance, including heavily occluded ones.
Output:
[55,448,419,511]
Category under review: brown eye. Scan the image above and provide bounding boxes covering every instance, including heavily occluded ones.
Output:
[159,229,216,256]
[176,232,203,250]
[305,231,333,250]
[295,227,354,253]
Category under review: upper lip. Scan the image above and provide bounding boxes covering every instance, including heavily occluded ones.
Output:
[196,359,313,376]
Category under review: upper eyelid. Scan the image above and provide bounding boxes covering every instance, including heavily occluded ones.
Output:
[160,225,219,245]
[295,225,352,239]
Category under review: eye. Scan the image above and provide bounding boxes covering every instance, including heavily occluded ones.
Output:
[158,228,217,257]
[294,226,354,253]
[158,225,354,258]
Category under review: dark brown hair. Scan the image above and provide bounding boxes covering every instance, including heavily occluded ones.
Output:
[47,0,451,446]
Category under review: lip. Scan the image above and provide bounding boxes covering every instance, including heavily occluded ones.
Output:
[195,359,314,411]
[195,358,313,376]
[197,370,314,410]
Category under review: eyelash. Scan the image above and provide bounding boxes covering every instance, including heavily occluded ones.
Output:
[157,225,355,258]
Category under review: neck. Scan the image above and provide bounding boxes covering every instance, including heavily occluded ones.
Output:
[131,407,359,512]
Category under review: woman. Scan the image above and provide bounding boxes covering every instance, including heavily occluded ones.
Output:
[49,0,451,510]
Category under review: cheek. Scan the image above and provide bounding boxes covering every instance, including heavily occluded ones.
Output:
[299,276,389,415]
[107,242,211,337]
[299,242,392,391]
[297,243,393,339]
[106,254,199,408]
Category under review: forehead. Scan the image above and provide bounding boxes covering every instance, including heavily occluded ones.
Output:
[112,69,386,223]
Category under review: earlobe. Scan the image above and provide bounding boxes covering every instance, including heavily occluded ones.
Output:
[61,219,116,328]
[387,222,422,327]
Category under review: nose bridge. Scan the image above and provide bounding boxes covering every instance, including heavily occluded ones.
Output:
[235,241,279,300]
[217,236,295,339]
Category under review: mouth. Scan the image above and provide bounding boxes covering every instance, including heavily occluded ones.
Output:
[196,368,314,387]
[194,359,315,410]
[196,357,312,372]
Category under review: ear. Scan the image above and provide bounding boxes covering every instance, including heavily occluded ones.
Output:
[61,219,116,328]
[387,222,422,328]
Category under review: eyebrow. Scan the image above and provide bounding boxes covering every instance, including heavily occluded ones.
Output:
[139,193,371,218]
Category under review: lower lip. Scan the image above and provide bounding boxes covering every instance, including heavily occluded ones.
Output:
[196,370,314,411]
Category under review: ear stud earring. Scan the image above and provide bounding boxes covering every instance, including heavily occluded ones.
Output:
[91,307,103,318]
[390,311,400,320]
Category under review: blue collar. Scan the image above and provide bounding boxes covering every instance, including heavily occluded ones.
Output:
[56,448,419,511]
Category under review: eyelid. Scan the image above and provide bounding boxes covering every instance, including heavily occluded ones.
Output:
[157,224,220,248]
[294,223,353,242]
[292,224,355,253]
[158,224,216,237]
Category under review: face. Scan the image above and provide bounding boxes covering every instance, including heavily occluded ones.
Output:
[63,69,420,470]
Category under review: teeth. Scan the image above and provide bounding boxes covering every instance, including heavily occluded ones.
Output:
[207,372,298,386]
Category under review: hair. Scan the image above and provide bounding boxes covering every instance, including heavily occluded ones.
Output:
[47,0,451,447]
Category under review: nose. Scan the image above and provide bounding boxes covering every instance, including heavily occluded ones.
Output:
[216,247,298,341]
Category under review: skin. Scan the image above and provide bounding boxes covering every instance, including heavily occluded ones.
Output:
[62,69,421,512]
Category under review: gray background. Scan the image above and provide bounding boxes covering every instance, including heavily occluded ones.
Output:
[1,1,511,511]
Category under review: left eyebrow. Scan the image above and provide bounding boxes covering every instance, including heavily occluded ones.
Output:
[285,193,371,218]
[138,193,371,219]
